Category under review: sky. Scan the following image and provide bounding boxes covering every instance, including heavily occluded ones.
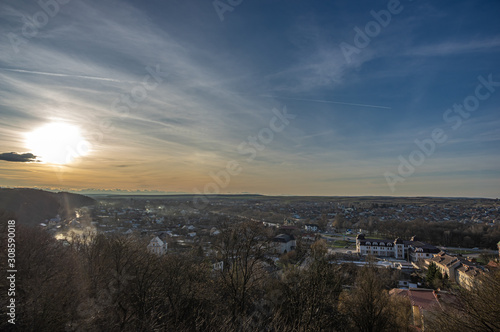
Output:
[0,0,499,198]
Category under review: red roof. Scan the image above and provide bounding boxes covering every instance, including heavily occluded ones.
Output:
[408,289,440,311]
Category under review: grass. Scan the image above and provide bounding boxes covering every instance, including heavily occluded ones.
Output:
[329,240,352,248]
[447,249,476,255]
[363,234,388,240]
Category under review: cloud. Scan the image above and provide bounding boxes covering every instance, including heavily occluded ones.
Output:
[0,152,38,162]
[261,96,391,110]
[405,38,500,57]
[0,68,136,84]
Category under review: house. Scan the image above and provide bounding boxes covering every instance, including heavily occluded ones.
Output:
[455,262,483,290]
[272,234,296,254]
[148,236,167,255]
[301,233,317,243]
[262,222,279,228]
[408,236,441,261]
[212,260,224,271]
[390,288,456,331]
[304,224,319,232]
[427,252,461,280]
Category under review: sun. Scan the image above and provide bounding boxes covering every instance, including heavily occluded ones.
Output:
[26,122,90,164]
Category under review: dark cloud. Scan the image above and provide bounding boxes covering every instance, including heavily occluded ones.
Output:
[0,152,38,163]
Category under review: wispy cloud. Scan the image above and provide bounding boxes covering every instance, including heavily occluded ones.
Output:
[262,96,392,110]
[0,68,136,84]
[405,38,500,57]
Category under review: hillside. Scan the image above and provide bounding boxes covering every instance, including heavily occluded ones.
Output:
[0,188,96,225]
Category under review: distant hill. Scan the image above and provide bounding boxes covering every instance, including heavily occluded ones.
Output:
[0,188,96,226]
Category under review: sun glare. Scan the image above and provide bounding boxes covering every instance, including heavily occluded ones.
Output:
[26,122,90,164]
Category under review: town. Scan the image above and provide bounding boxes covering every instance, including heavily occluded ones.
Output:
[47,195,500,289]
[2,192,499,331]
[48,194,500,251]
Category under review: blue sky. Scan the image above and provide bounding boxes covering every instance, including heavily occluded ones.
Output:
[0,0,499,197]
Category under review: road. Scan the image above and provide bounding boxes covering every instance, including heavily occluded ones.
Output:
[437,246,498,255]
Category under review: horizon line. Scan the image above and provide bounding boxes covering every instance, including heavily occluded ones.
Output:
[1,187,497,200]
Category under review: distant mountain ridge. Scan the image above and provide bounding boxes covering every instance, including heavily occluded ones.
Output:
[0,188,96,225]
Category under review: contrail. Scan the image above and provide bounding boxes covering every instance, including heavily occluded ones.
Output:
[0,68,135,84]
[261,95,391,110]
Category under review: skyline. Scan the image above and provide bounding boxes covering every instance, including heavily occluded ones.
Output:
[1,0,500,198]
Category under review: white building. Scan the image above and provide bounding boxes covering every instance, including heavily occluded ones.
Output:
[272,234,296,254]
[212,261,224,271]
[356,234,439,261]
[148,236,167,255]
[304,224,319,232]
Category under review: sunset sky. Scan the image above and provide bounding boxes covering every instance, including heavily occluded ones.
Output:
[1,0,499,197]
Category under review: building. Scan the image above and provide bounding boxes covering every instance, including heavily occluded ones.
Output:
[271,234,296,254]
[304,224,319,232]
[408,237,442,261]
[356,235,395,257]
[356,234,439,261]
[427,252,483,289]
[212,260,224,271]
[455,261,483,290]
[390,288,456,331]
[148,236,167,255]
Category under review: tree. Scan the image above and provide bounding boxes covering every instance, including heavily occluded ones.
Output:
[310,239,328,261]
[317,214,329,230]
[212,221,270,329]
[0,225,85,332]
[427,270,500,332]
[426,262,443,289]
[155,253,215,331]
[340,266,404,332]
[333,213,345,230]
[271,260,346,331]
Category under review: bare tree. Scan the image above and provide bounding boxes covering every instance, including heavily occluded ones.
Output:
[0,225,85,331]
[212,221,270,330]
[427,270,500,332]
[339,266,401,332]
[271,259,346,331]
